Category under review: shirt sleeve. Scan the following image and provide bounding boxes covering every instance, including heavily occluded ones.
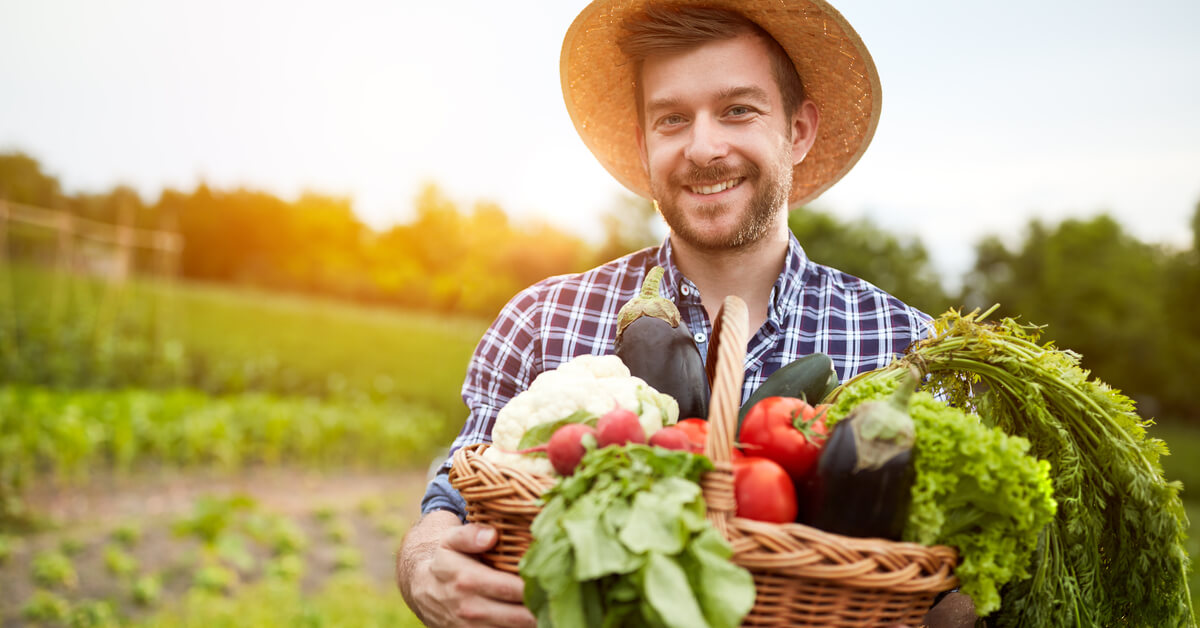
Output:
[419,286,544,520]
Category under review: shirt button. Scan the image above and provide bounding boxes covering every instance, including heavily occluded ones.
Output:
[693,332,706,343]
[680,285,690,296]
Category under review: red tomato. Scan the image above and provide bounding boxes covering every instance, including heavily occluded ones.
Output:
[738,397,828,485]
[673,418,745,458]
[674,418,709,454]
[732,456,798,523]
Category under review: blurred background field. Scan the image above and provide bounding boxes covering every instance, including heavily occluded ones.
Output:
[2,150,1199,623]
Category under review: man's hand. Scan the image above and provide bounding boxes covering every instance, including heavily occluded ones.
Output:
[398,510,537,627]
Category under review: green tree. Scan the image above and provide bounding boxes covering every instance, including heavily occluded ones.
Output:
[66,185,148,226]
[787,207,950,315]
[961,214,1194,419]
[0,152,63,207]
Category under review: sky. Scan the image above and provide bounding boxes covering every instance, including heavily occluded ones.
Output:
[2,0,1198,287]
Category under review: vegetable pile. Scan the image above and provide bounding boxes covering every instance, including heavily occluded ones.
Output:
[520,445,755,628]
[826,375,1056,616]
[482,354,678,475]
[839,307,1195,626]
[481,270,1195,626]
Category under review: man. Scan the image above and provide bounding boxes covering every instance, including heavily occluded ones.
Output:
[399,2,966,626]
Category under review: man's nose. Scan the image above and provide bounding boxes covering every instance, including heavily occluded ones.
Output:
[683,115,728,166]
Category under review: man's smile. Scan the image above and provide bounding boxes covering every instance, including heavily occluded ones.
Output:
[687,177,744,195]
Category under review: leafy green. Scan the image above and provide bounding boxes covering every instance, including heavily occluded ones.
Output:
[829,381,1056,615]
[520,445,754,628]
[834,308,1196,626]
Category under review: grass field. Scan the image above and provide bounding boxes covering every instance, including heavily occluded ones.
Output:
[1,264,488,418]
[164,279,488,417]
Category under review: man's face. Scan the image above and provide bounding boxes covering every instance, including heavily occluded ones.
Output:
[637,33,809,252]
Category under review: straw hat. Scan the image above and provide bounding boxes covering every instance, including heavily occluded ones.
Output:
[561,0,881,208]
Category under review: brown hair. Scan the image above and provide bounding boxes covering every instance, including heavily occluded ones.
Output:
[617,5,806,127]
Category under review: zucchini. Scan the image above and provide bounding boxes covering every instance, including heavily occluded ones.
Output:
[736,353,837,432]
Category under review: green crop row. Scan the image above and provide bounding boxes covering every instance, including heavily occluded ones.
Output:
[1,263,486,417]
[137,575,422,628]
[0,386,446,522]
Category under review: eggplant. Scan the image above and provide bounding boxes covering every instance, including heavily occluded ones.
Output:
[809,369,918,540]
[614,266,709,420]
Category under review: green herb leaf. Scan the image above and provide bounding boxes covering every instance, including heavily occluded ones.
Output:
[642,552,709,628]
[519,444,752,628]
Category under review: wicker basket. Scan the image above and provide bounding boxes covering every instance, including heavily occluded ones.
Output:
[450,295,959,626]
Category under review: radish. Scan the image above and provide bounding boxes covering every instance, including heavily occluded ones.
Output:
[596,406,645,448]
[547,423,597,475]
[648,426,691,451]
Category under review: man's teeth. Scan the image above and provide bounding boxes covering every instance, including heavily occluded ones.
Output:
[690,179,740,195]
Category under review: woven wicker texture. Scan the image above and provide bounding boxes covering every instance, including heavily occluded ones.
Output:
[448,294,959,625]
[449,444,555,574]
[560,0,882,208]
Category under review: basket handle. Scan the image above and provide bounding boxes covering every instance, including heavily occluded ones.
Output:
[702,296,748,535]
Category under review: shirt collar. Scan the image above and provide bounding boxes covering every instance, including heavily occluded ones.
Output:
[652,232,811,316]
[654,237,688,304]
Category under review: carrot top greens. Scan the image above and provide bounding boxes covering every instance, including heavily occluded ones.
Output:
[836,307,1194,627]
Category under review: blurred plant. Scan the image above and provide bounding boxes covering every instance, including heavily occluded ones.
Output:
[0,533,14,563]
[215,532,255,572]
[313,506,336,523]
[66,599,119,628]
[332,546,362,572]
[356,496,384,516]
[374,517,406,540]
[104,545,139,578]
[60,536,85,556]
[172,494,256,548]
[111,522,142,548]
[32,549,78,589]
[264,553,305,582]
[22,589,71,623]
[191,563,239,595]
[267,518,309,557]
[325,518,355,544]
[132,573,163,607]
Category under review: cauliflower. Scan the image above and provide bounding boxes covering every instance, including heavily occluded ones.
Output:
[481,354,679,475]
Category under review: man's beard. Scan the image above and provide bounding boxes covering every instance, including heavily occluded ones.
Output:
[652,157,791,253]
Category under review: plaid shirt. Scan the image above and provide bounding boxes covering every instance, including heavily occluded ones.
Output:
[422,232,932,519]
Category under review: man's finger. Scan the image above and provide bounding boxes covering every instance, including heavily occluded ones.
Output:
[475,568,526,604]
[429,547,525,602]
[455,595,537,628]
[442,523,498,553]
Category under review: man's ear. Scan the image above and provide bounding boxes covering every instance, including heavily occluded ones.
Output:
[635,124,649,174]
[790,99,820,165]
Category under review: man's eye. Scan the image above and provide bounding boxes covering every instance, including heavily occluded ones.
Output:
[727,106,753,117]
[660,114,685,126]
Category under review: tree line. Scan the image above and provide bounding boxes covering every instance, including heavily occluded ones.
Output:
[3,151,1198,422]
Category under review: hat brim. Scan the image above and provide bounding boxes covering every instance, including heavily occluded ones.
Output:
[561,0,881,208]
